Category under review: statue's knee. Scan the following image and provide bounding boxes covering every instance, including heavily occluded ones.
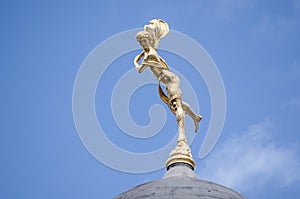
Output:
[182,101,190,109]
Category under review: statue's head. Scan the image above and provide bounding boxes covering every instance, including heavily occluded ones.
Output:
[136,30,153,51]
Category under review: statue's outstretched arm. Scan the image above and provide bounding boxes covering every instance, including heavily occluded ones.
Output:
[134,52,148,73]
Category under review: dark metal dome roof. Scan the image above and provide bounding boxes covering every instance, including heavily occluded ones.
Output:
[114,165,246,199]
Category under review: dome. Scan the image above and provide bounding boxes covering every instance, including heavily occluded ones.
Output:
[114,165,246,199]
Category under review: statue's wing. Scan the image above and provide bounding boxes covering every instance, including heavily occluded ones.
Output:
[144,19,169,49]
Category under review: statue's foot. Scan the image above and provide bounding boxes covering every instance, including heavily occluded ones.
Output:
[194,115,203,132]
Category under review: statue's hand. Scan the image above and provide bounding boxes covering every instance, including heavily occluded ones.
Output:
[134,63,141,72]
[136,62,147,73]
[134,55,141,70]
[134,52,148,73]
[136,66,141,72]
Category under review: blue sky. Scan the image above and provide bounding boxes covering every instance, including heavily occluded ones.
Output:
[1,0,300,198]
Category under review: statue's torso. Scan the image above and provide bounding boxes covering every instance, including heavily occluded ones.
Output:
[143,49,164,79]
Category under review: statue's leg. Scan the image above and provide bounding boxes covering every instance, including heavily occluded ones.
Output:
[182,101,202,132]
[162,70,189,142]
[172,98,186,142]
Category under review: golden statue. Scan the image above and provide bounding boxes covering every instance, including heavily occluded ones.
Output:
[134,19,202,169]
